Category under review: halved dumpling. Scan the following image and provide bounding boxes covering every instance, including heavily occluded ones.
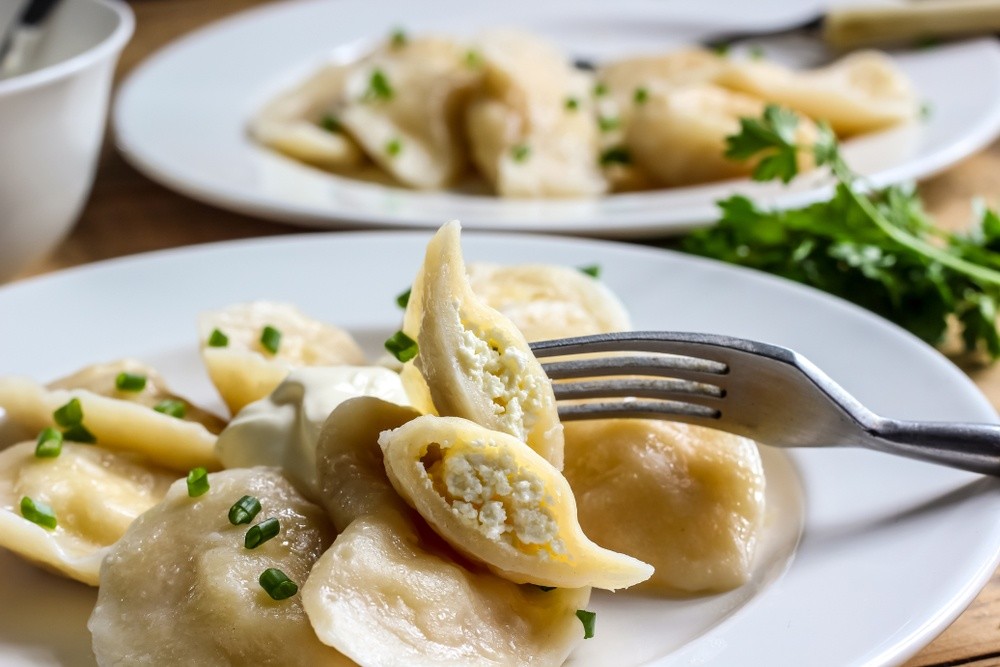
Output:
[0,361,221,471]
[379,414,653,590]
[562,419,766,593]
[199,301,366,415]
[466,261,631,342]
[89,467,348,666]
[248,63,367,170]
[402,221,564,467]
[0,442,175,585]
[626,85,818,187]
[216,366,410,501]
[303,507,590,666]
[715,50,917,136]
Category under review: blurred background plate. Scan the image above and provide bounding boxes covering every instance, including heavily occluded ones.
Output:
[114,0,1000,237]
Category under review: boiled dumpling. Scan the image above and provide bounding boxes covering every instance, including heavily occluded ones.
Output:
[199,301,366,415]
[465,30,606,197]
[0,442,175,585]
[248,63,367,170]
[216,366,410,501]
[337,36,479,188]
[89,467,348,666]
[562,419,766,593]
[0,360,221,471]
[466,261,631,342]
[401,221,564,468]
[626,85,818,187]
[306,396,590,666]
[715,50,917,136]
[380,414,653,590]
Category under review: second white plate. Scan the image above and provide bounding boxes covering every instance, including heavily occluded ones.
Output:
[114,0,1000,237]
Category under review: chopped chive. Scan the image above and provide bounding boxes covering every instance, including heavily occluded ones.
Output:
[229,495,262,525]
[564,96,580,111]
[153,399,186,419]
[20,496,57,530]
[115,371,147,392]
[62,423,96,444]
[465,49,482,68]
[748,44,765,60]
[511,144,531,163]
[319,114,342,133]
[364,68,394,102]
[576,609,596,639]
[187,467,210,497]
[536,585,556,592]
[260,325,282,354]
[385,330,418,362]
[390,28,407,48]
[919,101,933,121]
[53,398,83,427]
[245,517,281,549]
[578,264,601,278]
[597,116,620,132]
[633,87,649,104]
[599,146,631,166]
[593,82,608,97]
[385,138,403,157]
[34,427,63,458]
[207,328,229,347]
[259,568,298,600]
[396,287,411,309]
[710,42,731,57]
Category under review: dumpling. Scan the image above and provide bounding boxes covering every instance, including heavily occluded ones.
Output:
[597,48,727,111]
[306,396,590,666]
[89,467,348,666]
[0,441,175,585]
[625,85,818,187]
[337,36,480,188]
[216,366,410,501]
[465,30,606,197]
[199,301,366,415]
[379,414,653,590]
[715,50,917,136]
[0,360,222,471]
[466,261,631,342]
[248,63,367,170]
[401,221,564,468]
[562,419,766,593]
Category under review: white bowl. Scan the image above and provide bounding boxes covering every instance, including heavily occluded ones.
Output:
[0,0,133,281]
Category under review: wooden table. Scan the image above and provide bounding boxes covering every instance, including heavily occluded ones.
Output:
[10,1,1000,664]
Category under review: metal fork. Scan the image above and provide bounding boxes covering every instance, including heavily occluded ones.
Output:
[529,331,1000,476]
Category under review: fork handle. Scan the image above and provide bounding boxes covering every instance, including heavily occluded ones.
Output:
[865,419,1000,476]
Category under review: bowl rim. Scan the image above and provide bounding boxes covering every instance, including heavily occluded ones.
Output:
[0,0,134,96]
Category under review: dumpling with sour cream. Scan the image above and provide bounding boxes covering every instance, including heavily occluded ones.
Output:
[303,396,590,666]
[0,359,223,471]
[89,467,350,666]
[0,441,175,585]
[199,301,366,415]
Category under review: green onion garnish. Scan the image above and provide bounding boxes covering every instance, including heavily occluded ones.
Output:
[465,49,482,68]
[536,585,556,592]
[396,287,411,309]
[511,144,531,163]
[259,568,298,600]
[20,496,57,530]
[385,138,403,157]
[564,96,580,111]
[390,28,407,48]
[633,87,649,104]
[208,328,230,347]
[597,116,621,132]
[319,114,342,133]
[576,609,596,639]
[245,517,281,549]
[115,371,147,392]
[593,82,608,97]
[364,69,394,102]
[599,146,632,166]
[62,424,96,444]
[53,398,84,427]
[578,264,601,278]
[187,467,210,497]
[710,42,730,57]
[34,427,63,458]
[748,44,765,60]
[153,399,186,419]
[229,495,262,525]
[385,330,418,362]
[260,325,282,354]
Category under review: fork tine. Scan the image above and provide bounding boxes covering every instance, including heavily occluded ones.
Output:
[551,377,724,401]
[540,354,727,379]
[556,400,721,422]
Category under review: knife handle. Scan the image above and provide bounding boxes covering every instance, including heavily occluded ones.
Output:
[824,0,1000,49]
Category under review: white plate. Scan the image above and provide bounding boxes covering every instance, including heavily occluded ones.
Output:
[1,231,1000,666]
[113,0,1000,238]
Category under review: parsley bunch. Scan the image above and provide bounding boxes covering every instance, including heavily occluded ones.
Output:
[682,105,1000,359]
